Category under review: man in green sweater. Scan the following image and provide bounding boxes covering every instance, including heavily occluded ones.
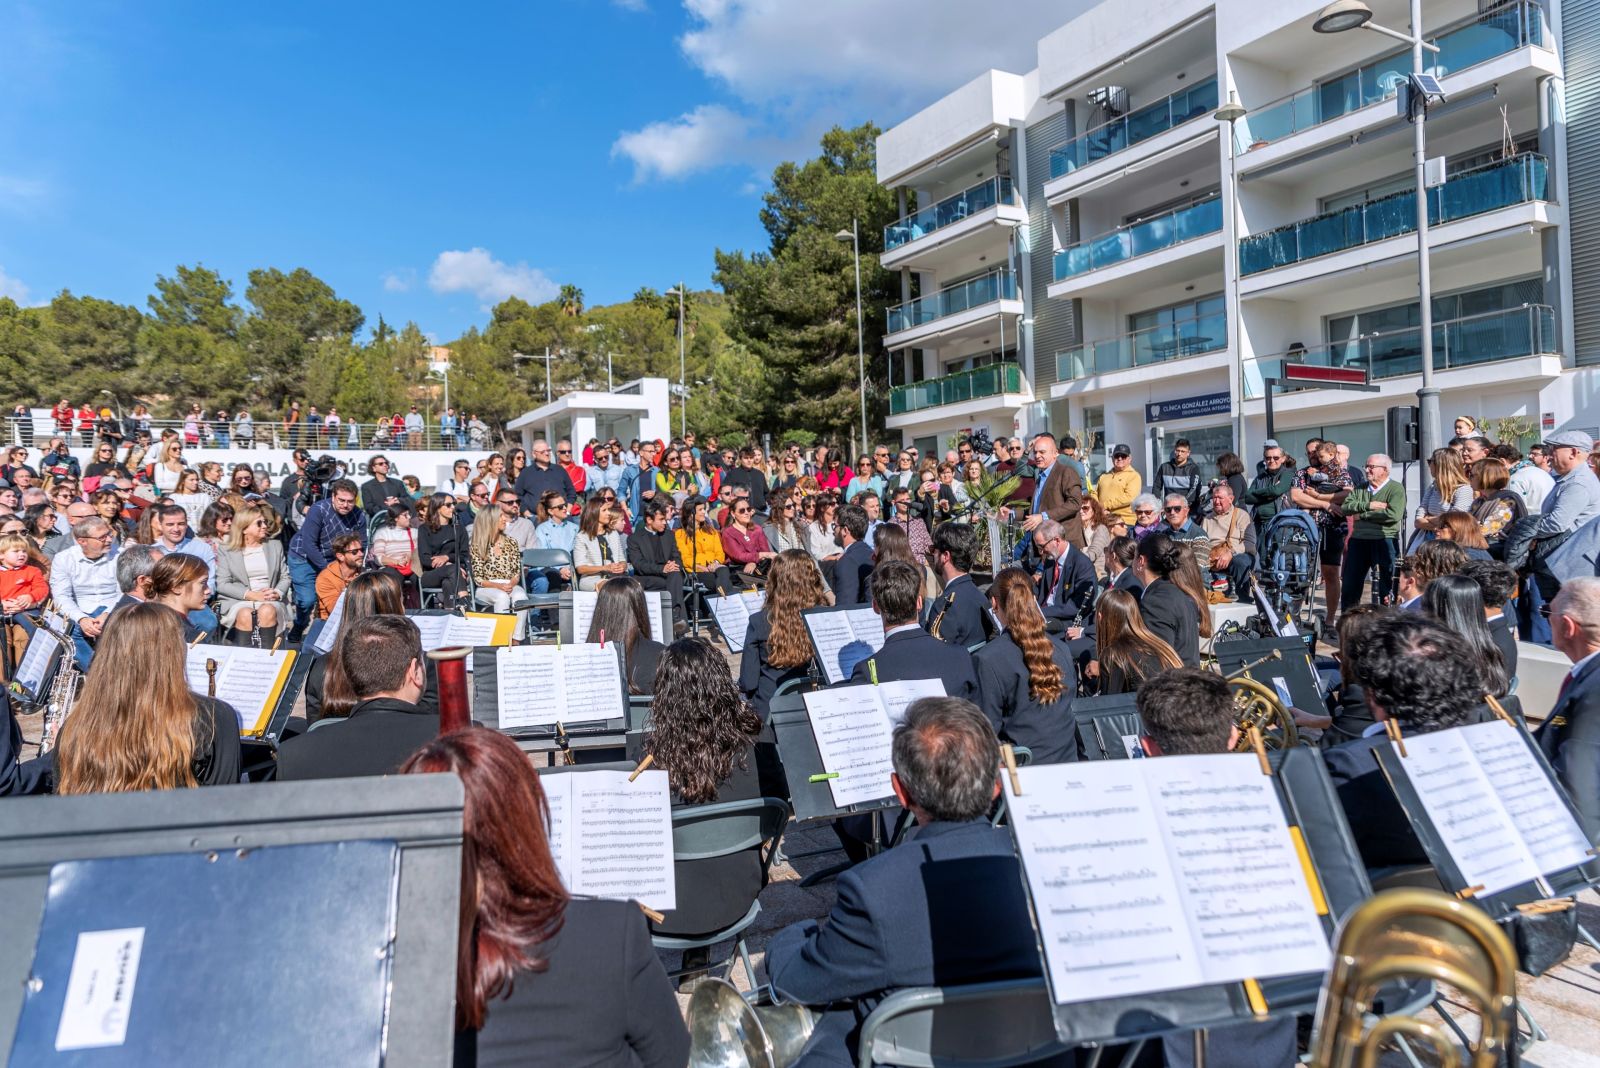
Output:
[1338,452,1407,612]
[1242,441,1295,541]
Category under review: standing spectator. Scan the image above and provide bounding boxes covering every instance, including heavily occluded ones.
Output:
[1338,454,1405,612]
[324,406,342,445]
[440,407,459,449]
[359,455,409,516]
[1095,444,1141,526]
[557,439,587,496]
[1503,443,1555,514]
[1413,448,1473,537]
[404,405,424,449]
[285,401,303,449]
[466,412,489,449]
[1528,431,1600,598]
[513,440,577,515]
[51,399,74,441]
[1470,458,1526,554]
[1242,440,1295,542]
[724,447,770,512]
[306,405,325,445]
[1154,438,1203,512]
[39,436,80,481]
[211,410,230,448]
[232,409,254,449]
[1017,433,1085,544]
[183,405,203,447]
[286,479,366,637]
[1335,443,1368,491]
[76,401,97,446]
[1291,440,1353,623]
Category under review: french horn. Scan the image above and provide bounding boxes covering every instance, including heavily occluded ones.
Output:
[685,978,817,1068]
[1224,649,1300,751]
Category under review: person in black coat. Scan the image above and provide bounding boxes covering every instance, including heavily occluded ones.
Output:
[358,456,410,516]
[830,504,874,607]
[277,616,439,781]
[1323,614,1484,869]
[738,549,828,720]
[1134,533,1200,667]
[513,443,578,516]
[416,494,466,606]
[400,730,686,1068]
[849,559,977,700]
[974,569,1078,763]
[0,691,48,795]
[1030,517,1097,630]
[766,698,1050,1068]
[923,523,992,648]
[625,499,686,624]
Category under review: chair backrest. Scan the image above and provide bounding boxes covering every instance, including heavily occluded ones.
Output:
[857,978,1066,1068]
[670,796,790,863]
[521,548,572,569]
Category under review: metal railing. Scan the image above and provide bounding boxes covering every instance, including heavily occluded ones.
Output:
[1049,77,1219,178]
[23,416,496,452]
[1055,311,1228,380]
[1235,2,1545,151]
[1239,154,1548,275]
[1052,196,1223,281]
[884,176,1015,251]
[1244,304,1557,398]
[886,269,1017,334]
[889,363,1024,415]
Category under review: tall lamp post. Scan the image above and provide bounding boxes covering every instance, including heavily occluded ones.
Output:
[835,221,869,457]
[1212,89,1247,462]
[1314,0,1444,481]
[666,284,687,439]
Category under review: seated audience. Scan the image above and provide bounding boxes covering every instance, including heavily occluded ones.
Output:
[315,532,365,618]
[1092,588,1182,696]
[720,496,775,580]
[54,601,240,792]
[675,494,735,596]
[400,728,687,1067]
[471,505,530,640]
[924,522,992,647]
[584,576,664,694]
[626,499,686,626]
[740,549,828,720]
[1134,532,1201,666]
[974,568,1077,764]
[1202,483,1255,601]
[0,532,48,658]
[765,697,1042,1067]
[1541,577,1600,837]
[372,501,421,606]
[215,503,290,646]
[850,559,976,699]
[48,515,121,669]
[573,497,627,592]
[416,493,465,606]
[278,615,438,781]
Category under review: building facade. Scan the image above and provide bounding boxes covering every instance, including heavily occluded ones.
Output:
[877,0,1597,480]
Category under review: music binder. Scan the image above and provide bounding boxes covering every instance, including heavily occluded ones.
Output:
[184,645,297,737]
[407,610,517,650]
[801,680,944,808]
[470,644,629,746]
[801,605,885,685]
[10,625,65,708]
[529,767,676,911]
[766,691,903,824]
[1070,693,1143,761]
[1212,636,1324,717]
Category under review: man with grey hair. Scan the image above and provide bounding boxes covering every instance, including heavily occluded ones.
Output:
[112,543,162,609]
[1339,453,1405,612]
[44,502,95,558]
[764,697,1043,1067]
[49,516,120,670]
[1540,576,1600,836]
[1160,493,1209,571]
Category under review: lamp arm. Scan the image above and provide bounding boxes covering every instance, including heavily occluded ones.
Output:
[1362,20,1441,50]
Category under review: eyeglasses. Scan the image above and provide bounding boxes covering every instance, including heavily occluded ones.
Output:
[1134,509,1156,517]
[1162,506,1184,515]
[557,449,571,456]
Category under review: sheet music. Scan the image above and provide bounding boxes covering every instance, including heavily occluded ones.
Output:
[879,678,946,727]
[1395,729,1538,896]
[543,778,572,875]
[1463,721,1592,878]
[445,614,500,647]
[709,590,764,653]
[183,646,292,733]
[1007,758,1328,1005]
[572,590,663,644]
[541,770,676,911]
[803,687,897,807]
[408,615,452,651]
[311,591,346,654]
[804,608,886,685]
[13,628,57,699]
[496,644,625,729]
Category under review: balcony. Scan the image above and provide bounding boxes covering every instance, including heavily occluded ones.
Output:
[1053,196,1223,281]
[1056,311,1228,381]
[884,177,1015,251]
[1244,304,1557,399]
[890,363,1024,416]
[1235,3,1544,151]
[886,269,1017,335]
[1239,154,1548,276]
[1048,77,1218,178]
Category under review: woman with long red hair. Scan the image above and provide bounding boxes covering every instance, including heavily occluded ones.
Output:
[401,728,686,1067]
[973,567,1079,764]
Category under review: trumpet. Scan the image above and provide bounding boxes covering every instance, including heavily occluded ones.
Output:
[1223,650,1300,751]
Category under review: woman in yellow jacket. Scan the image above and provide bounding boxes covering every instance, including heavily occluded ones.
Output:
[675,495,736,595]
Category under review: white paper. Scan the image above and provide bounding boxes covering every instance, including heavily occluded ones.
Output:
[185,645,292,732]
[709,590,764,653]
[444,614,500,647]
[542,770,676,911]
[1007,757,1328,1005]
[54,927,144,1051]
[572,589,664,645]
[803,687,897,807]
[310,591,346,655]
[14,628,57,698]
[408,615,452,651]
[879,678,946,727]
[804,608,887,685]
[1463,721,1593,878]
[496,643,625,729]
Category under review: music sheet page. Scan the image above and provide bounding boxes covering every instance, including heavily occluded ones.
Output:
[1396,729,1539,896]
[184,646,224,696]
[542,775,574,884]
[444,614,500,647]
[310,592,346,654]
[844,608,886,649]
[568,770,676,911]
[879,679,946,727]
[574,590,664,644]
[804,611,859,685]
[212,648,292,733]
[496,646,564,728]
[408,615,452,652]
[1461,721,1592,878]
[559,644,626,723]
[710,591,764,653]
[803,687,896,808]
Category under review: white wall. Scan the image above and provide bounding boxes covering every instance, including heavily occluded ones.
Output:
[877,71,1030,185]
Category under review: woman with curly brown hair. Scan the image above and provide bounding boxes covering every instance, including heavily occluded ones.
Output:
[1092,587,1182,695]
[738,548,828,720]
[644,637,765,940]
[974,568,1079,764]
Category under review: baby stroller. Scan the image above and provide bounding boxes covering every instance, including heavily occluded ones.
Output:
[1252,509,1323,642]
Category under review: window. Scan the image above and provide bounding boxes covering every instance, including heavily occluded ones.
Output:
[1127,294,1228,365]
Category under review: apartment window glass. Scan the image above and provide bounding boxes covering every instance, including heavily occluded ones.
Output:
[1156,424,1232,483]
[1127,294,1227,364]
[1080,404,1106,481]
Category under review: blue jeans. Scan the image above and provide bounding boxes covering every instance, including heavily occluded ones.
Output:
[288,554,320,638]
[213,430,229,448]
[69,607,109,671]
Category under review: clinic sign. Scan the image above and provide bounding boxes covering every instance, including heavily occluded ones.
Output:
[1145,392,1231,424]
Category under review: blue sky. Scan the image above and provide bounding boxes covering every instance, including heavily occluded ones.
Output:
[0,1,1078,341]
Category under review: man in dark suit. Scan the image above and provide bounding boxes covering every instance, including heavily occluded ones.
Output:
[831,504,875,608]
[625,498,686,626]
[1322,614,1482,869]
[851,560,976,699]
[1013,433,1083,545]
[766,697,1052,1068]
[925,523,992,648]
[1031,518,1096,631]
[1541,578,1600,837]
[277,616,439,781]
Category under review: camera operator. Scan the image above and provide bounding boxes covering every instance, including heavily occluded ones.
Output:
[286,477,366,640]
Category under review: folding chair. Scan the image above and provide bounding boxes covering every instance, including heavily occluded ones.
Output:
[517,548,571,640]
[855,978,1069,1068]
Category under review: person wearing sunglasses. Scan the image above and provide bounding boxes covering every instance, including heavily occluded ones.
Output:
[1129,494,1162,540]
[1158,494,1211,572]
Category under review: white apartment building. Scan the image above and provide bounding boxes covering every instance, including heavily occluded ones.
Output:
[876,0,1600,480]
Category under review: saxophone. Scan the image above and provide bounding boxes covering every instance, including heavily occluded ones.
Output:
[38,656,81,756]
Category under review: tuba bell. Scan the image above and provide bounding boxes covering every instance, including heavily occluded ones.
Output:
[1309,887,1518,1068]
[1224,649,1300,751]
[685,978,817,1068]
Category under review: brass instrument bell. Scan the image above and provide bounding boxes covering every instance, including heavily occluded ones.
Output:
[685,978,817,1068]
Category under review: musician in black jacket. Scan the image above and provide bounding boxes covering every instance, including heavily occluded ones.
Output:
[1134,532,1200,667]
[974,569,1077,763]
[924,522,992,648]
[850,559,976,699]
[830,504,874,607]
[739,549,828,720]
[625,498,686,625]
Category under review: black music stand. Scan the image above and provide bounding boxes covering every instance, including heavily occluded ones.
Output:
[1071,694,1142,760]
[1213,635,1324,716]
[8,623,66,711]
[470,646,629,760]
[0,775,464,1066]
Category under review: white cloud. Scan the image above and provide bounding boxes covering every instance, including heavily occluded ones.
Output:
[381,269,414,293]
[427,248,558,308]
[611,104,754,182]
[0,266,30,304]
[615,0,1092,181]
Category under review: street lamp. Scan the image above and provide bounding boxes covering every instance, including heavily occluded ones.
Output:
[1315,0,1445,481]
[665,285,687,439]
[835,221,869,457]
[1214,89,1247,460]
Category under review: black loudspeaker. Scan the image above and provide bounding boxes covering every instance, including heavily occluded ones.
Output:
[1387,406,1419,463]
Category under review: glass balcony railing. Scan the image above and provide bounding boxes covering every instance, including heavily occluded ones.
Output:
[1049,77,1219,178]
[884,176,1015,251]
[890,363,1024,415]
[1244,304,1557,399]
[1053,196,1223,281]
[1239,154,1548,275]
[1235,2,1544,150]
[886,270,1017,334]
[1056,312,1228,380]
